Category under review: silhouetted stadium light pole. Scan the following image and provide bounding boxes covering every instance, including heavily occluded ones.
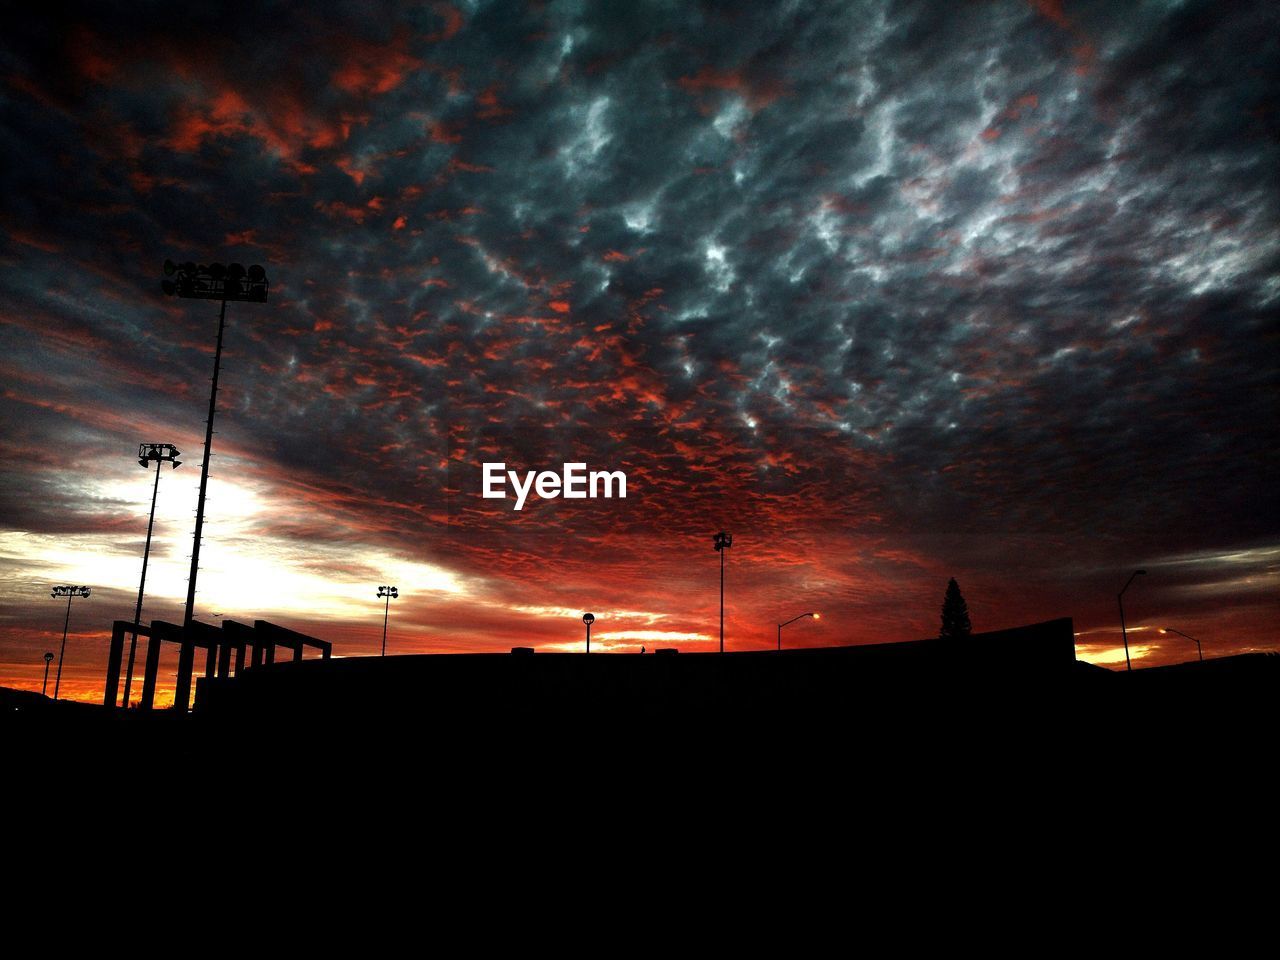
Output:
[50,585,90,701]
[378,586,399,656]
[1117,569,1146,672]
[777,611,820,651]
[1160,626,1203,663]
[161,259,269,631]
[42,651,54,697]
[714,531,732,653]
[582,612,595,653]
[122,443,181,710]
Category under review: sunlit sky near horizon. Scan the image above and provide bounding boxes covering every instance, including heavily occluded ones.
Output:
[1,0,1277,704]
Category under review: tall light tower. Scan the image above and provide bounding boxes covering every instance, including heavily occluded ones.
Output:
[378,586,399,656]
[42,651,54,697]
[161,259,268,630]
[1118,569,1146,672]
[122,442,181,709]
[50,585,90,701]
[583,612,595,653]
[713,531,732,653]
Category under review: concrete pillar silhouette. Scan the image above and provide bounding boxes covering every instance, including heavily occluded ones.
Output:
[104,621,126,707]
[141,633,161,710]
[174,641,195,712]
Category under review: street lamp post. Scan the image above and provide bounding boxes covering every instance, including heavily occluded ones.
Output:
[162,260,268,630]
[1118,569,1146,672]
[713,531,732,653]
[123,442,181,709]
[50,585,90,701]
[378,586,399,656]
[777,612,820,651]
[42,652,53,697]
[583,612,595,653]
[1160,627,1204,662]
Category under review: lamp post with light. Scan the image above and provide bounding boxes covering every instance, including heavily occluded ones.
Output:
[583,612,595,653]
[161,259,268,630]
[50,585,90,701]
[714,531,732,653]
[378,586,399,656]
[122,442,181,709]
[1160,627,1203,663]
[42,652,54,697]
[1118,569,1146,672]
[778,611,820,651]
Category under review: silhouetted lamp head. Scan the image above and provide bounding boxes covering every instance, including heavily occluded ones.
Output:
[583,613,595,626]
[713,531,732,551]
[812,612,821,620]
[227,262,246,281]
[138,442,182,469]
[163,259,177,277]
[44,652,54,664]
[377,585,399,599]
[248,264,266,282]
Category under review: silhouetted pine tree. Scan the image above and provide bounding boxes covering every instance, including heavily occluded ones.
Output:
[939,578,972,640]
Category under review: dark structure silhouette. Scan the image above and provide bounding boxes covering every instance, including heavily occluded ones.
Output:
[583,612,595,653]
[103,617,330,711]
[194,618,1081,725]
[939,578,971,640]
[42,651,53,696]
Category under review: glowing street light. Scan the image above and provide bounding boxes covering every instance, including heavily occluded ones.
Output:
[122,442,181,710]
[377,586,399,656]
[42,651,54,697]
[161,259,269,630]
[1118,569,1146,672]
[713,531,732,653]
[778,611,820,651]
[1160,627,1204,663]
[50,585,90,701]
[583,612,595,653]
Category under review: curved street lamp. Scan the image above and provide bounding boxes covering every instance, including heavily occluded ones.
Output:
[1118,569,1146,672]
[1160,627,1204,663]
[713,531,732,653]
[377,586,399,656]
[50,585,91,701]
[778,611,820,651]
[583,612,595,653]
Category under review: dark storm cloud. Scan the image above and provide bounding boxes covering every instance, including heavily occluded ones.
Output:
[1,0,1277,663]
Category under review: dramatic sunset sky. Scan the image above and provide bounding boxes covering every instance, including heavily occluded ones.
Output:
[1,1,1276,704]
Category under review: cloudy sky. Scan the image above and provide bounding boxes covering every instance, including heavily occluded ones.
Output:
[1,0,1276,704]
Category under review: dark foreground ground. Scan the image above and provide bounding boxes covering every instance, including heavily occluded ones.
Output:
[6,627,1276,775]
